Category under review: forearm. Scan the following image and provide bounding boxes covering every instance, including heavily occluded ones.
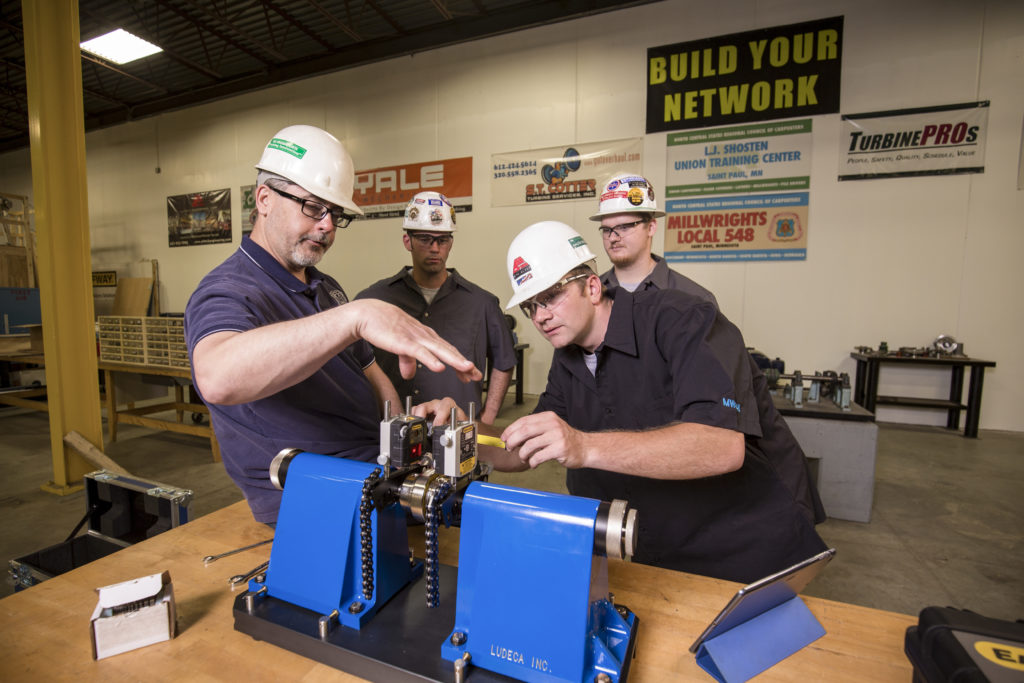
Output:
[364,362,400,418]
[193,304,362,405]
[580,422,744,479]
[479,368,512,423]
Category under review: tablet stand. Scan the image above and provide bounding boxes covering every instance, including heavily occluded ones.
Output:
[695,595,825,683]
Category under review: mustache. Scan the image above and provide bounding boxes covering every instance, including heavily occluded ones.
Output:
[303,234,331,246]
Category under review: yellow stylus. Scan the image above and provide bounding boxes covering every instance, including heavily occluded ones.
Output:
[476,434,506,449]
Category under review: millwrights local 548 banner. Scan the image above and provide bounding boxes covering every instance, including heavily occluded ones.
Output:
[839,101,989,180]
[491,139,642,207]
[647,16,843,134]
[664,119,812,262]
[354,157,472,219]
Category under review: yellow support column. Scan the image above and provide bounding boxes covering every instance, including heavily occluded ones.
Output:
[22,0,103,494]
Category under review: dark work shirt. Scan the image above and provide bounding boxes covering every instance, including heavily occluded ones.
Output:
[602,255,825,526]
[356,268,516,415]
[184,235,379,523]
[535,288,826,582]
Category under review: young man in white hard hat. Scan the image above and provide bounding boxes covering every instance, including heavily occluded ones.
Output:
[593,173,826,528]
[591,173,717,304]
[356,192,516,424]
[481,221,827,583]
[184,125,480,525]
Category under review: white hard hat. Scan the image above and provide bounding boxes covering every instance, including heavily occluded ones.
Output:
[255,125,363,216]
[403,191,456,232]
[505,221,597,310]
[589,173,666,221]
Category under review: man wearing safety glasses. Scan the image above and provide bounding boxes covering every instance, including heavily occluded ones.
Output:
[591,173,717,305]
[185,126,479,526]
[357,191,516,424]
[478,221,826,583]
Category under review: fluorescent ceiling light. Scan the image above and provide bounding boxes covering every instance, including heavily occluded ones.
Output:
[80,29,162,65]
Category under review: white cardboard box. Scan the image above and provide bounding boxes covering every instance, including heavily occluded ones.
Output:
[90,571,176,660]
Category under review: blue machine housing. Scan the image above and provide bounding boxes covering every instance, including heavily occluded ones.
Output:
[259,452,420,629]
[442,482,637,682]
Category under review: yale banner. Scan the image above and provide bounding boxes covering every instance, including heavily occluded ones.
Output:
[838,101,989,180]
[353,157,472,220]
[647,16,843,134]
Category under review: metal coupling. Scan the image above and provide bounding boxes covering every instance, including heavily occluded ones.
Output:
[399,470,442,522]
[594,499,638,560]
[269,448,303,490]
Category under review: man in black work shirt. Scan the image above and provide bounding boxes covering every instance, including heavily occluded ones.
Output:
[488,221,827,583]
[357,191,516,424]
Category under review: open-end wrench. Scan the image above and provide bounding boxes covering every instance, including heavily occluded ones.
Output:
[229,560,270,588]
[202,538,273,565]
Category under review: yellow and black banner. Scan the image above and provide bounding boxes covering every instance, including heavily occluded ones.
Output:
[646,16,843,134]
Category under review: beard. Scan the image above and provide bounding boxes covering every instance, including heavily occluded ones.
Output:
[289,234,332,268]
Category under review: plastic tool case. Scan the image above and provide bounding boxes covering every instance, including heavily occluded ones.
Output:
[9,470,192,590]
[905,606,1024,683]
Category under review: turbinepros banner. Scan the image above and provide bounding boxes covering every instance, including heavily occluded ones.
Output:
[839,101,989,180]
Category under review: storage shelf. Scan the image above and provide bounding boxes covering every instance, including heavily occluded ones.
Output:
[875,396,964,410]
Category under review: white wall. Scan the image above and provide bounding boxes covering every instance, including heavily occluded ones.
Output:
[2,0,1021,431]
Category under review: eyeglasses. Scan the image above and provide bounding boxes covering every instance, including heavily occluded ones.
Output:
[267,185,356,229]
[408,232,454,248]
[519,273,589,318]
[599,219,647,239]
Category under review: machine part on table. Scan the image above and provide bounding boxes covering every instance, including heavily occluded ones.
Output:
[934,334,962,355]
[203,538,273,565]
[359,468,382,601]
[597,499,639,561]
[441,482,640,682]
[453,652,472,683]
[233,399,642,681]
[424,479,453,608]
[780,370,852,412]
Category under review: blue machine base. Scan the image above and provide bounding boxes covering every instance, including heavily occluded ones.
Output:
[234,562,639,682]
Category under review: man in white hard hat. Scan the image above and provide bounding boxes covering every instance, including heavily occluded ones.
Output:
[591,173,716,304]
[356,191,516,424]
[184,125,480,525]
[592,173,826,528]
[484,221,827,583]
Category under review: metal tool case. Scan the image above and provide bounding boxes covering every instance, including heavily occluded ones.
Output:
[9,470,192,590]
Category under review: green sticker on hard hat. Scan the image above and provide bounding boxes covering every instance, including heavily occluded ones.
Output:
[267,138,307,159]
[569,236,586,249]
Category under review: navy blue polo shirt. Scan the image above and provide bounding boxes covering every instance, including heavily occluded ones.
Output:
[356,268,516,414]
[535,287,826,583]
[184,235,379,523]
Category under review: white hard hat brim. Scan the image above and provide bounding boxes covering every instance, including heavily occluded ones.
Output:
[588,208,666,221]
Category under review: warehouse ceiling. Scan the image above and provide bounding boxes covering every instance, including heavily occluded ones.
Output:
[0,0,656,154]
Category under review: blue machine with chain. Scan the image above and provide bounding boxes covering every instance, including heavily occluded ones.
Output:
[233,400,641,682]
[442,482,639,682]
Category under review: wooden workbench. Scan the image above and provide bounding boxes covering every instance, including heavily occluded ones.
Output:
[0,501,915,681]
[99,360,220,462]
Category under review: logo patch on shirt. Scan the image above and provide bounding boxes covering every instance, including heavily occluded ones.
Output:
[722,398,741,412]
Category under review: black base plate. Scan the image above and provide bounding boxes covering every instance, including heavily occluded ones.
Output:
[233,563,638,682]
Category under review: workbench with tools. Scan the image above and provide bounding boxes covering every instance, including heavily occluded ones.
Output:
[0,398,919,682]
[0,498,917,681]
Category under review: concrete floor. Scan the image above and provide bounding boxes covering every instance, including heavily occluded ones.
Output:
[2,397,1022,624]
